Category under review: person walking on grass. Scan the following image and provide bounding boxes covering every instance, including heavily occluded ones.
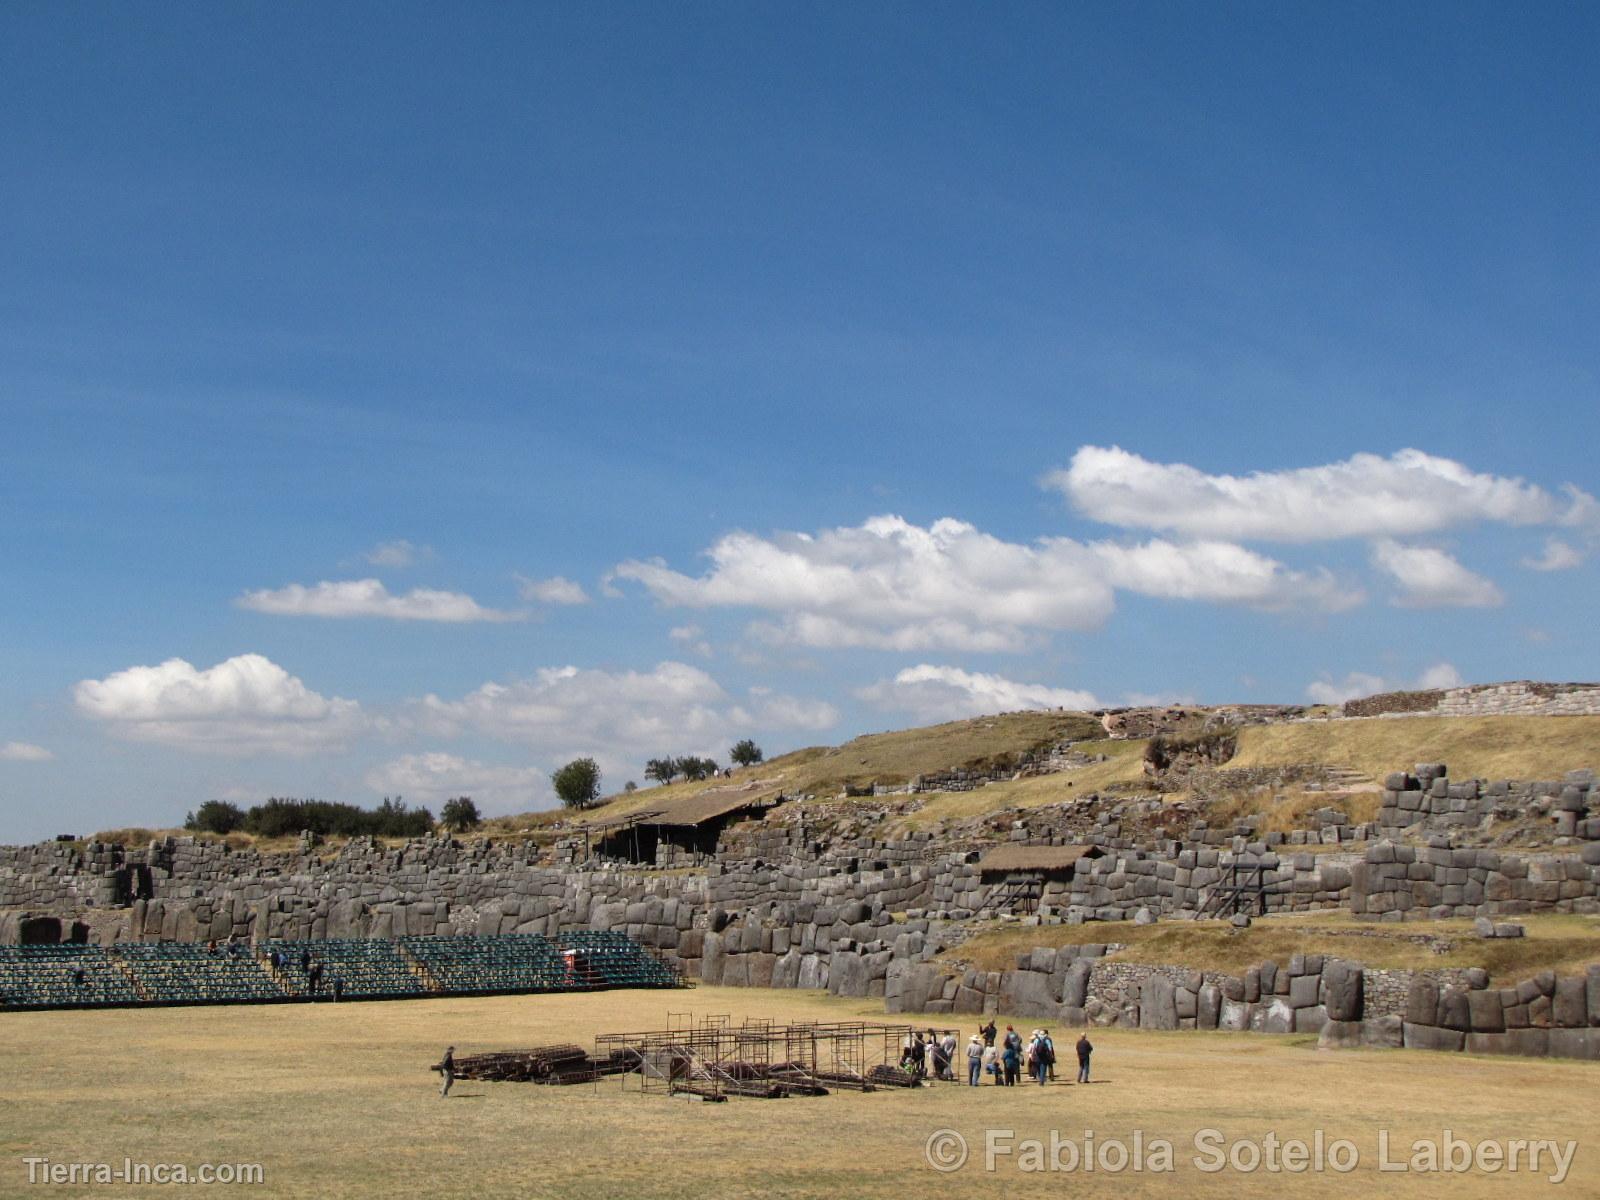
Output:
[1002,1025,1022,1085]
[966,1035,983,1086]
[1076,1033,1093,1083]
[437,1046,456,1097]
[1032,1030,1053,1086]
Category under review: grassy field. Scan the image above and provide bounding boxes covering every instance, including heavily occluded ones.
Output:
[2,985,1596,1199]
[947,911,1600,983]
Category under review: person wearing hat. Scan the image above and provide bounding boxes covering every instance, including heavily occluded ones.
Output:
[965,1034,984,1086]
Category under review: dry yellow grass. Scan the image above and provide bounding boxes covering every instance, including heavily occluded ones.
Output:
[894,740,1152,830]
[948,911,1600,984]
[575,711,1104,823]
[1,985,1595,1198]
[1230,715,1600,782]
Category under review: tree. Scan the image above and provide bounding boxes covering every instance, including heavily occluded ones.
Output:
[730,739,764,768]
[623,781,638,793]
[440,796,482,833]
[675,755,719,782]
[185,800,245,835]
[645,758,678,786]
[552,757,602,809]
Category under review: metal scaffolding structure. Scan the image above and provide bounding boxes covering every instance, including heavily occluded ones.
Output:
[593,1017,958,1101]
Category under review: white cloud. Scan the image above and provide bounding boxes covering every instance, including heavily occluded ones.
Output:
[668,624,713,658]
[616,516,1114,653]
[1305,671,1391,705]
[517,575,590,605]
[415,662,835,775]
[859,664,1099,724]
[1370,541,1504,608]
[74,654,365,755]
[1091,538,1362,612]
[616,516,1349,653]
[1048,446,1598,543]
[363,753,549,813]
[727,689,840,732]
[1415,661,1464,689]
[1306,662,1465,705]
[1522,537,1584,572]
[237,579,521,623]
[0,741,53,762]
[363,539,430,568]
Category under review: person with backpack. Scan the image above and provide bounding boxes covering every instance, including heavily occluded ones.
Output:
[1033,1030,1054,1085]
[1001,1025,1022,1085]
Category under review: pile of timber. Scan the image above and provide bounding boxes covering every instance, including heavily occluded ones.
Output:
[449,1044,601,1085]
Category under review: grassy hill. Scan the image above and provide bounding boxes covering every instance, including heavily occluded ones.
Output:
[105,710,1600,847]
[535,710,1106,827]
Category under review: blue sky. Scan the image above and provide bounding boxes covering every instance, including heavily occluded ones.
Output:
[2,3,1597,840]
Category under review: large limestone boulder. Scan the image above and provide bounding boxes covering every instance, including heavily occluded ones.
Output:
[1402,1023,1465,1052]
[1552,977,1588,1028]
[1062,959,1092,1008]
[1318,1020,1363,1050]
[1141,975,1178,1030]
[1322,960,1363,1022]
[1261,998,1295,1034]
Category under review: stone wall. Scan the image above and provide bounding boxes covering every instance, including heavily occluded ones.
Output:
[885,944,1600,1061]
[1346,681,1600,720]
[1377,764,1599,840]
[1352,838,1600,920]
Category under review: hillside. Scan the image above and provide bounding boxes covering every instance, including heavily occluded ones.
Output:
[492,709,1600,838]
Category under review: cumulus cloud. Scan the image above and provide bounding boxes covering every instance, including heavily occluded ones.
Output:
[859,664,1099,723]
[1305,661,1464,705]
[74,654,365,755]
[415,662,836,775]
[615,516,1348,653]
[1522,537,1584,572]
[0,741,53,762]
[1305,671,1391,706]
[668,624,714,658]
[616,517,1115,653]
[1370,541,1504,608]
[1090,538,1362,612]
[363,753,549,813]
[362,539,430,568]
[1415,661,1465,689]
[1047,446,1598,543]
[237,579,521,622]
[517,575,590,605]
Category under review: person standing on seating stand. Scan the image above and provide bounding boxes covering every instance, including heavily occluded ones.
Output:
[331,974,344,1003]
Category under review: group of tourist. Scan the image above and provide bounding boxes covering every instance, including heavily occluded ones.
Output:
[901,1021,1093,1086]
[899,1028,962,1079]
